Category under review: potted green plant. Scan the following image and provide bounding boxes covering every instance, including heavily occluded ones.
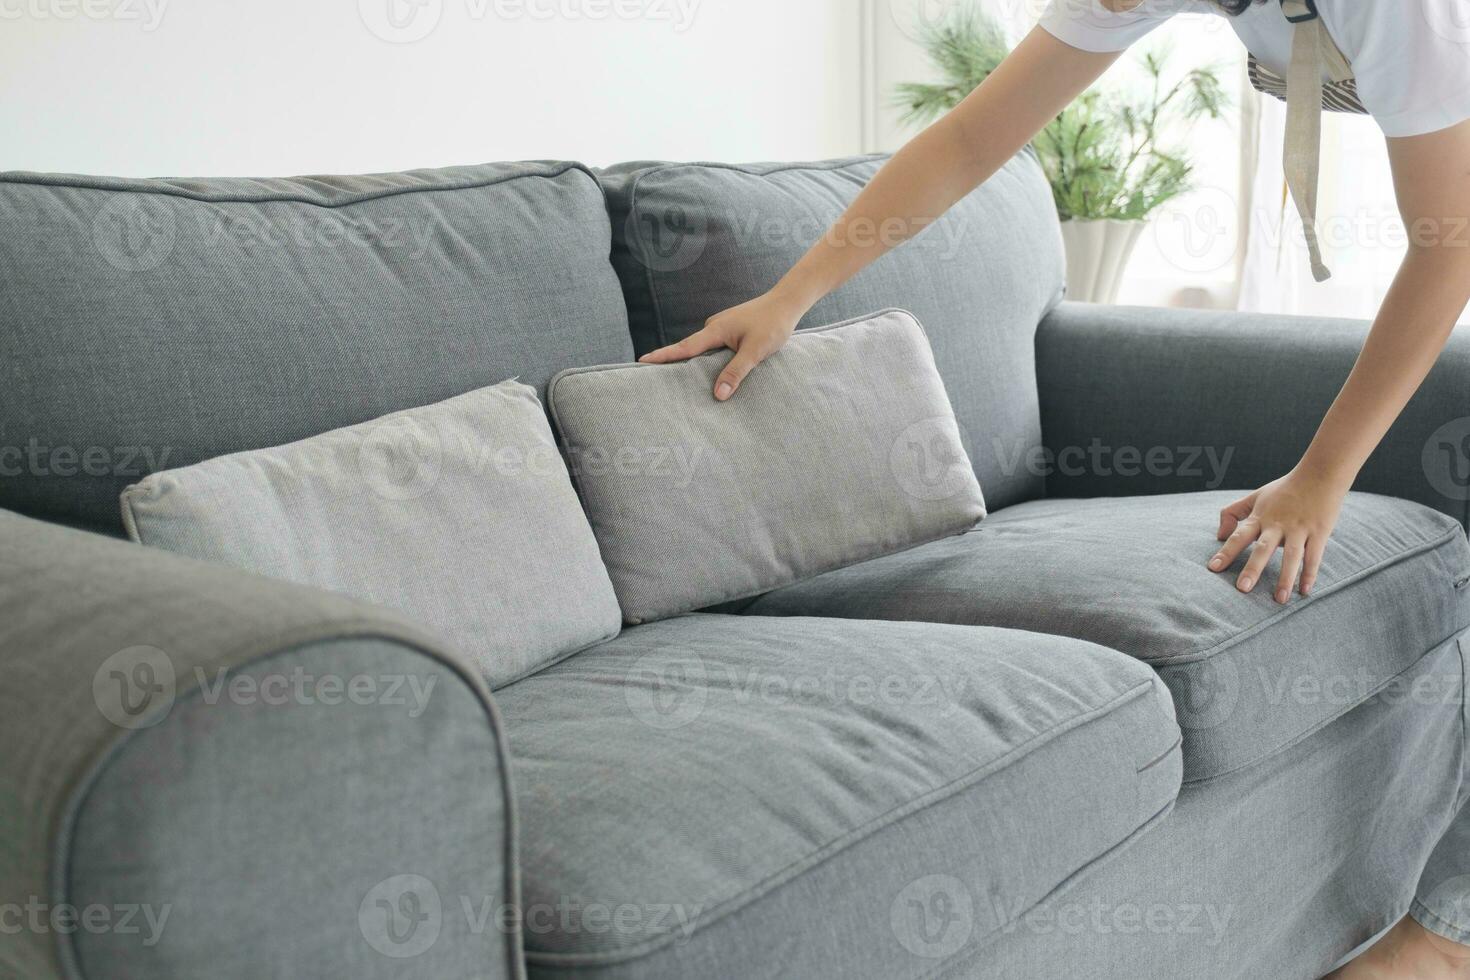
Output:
[895,6,1227,303]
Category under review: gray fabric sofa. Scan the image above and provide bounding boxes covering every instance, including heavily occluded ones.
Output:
[2,150,1468,980]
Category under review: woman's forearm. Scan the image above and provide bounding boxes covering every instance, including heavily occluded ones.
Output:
[770,27,1121,314]
[642,27,1120,396]
[1298,124,1470,488]
[1299,245,1470,487]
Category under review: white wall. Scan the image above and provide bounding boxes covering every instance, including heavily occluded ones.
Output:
[0,0,864,176]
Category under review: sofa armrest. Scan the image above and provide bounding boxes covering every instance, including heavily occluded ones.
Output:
[1035,302,1470,531]
[0,510,523,980]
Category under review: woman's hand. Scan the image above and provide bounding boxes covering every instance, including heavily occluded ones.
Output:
[1208,467,1351,604]
[1208,123,1470,606]
[638,289,806,400]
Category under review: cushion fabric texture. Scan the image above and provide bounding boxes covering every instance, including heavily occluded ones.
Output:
[121,380,621,689]
[548,310,986,624]
[739,491,1470,782]
[0,161,634,536]
[599,151,1065,512]
[495,613,1182,979]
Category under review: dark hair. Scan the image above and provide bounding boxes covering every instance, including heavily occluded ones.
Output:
[1211,0,1266,13]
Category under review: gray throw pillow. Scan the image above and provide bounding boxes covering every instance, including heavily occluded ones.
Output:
[121,380,622,688]
[548,309,986,624]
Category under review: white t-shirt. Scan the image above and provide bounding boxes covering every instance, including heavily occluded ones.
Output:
[1040,0,1470,137]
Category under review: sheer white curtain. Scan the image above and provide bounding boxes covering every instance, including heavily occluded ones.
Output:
[1236,94,1455,322]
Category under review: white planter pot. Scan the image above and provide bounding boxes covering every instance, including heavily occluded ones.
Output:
[1058,219,1145,305]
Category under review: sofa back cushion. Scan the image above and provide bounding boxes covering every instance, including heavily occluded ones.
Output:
[0,161,633,536]
[549,309,986,624]
[600,151,1065,512]
[121,380,622,688]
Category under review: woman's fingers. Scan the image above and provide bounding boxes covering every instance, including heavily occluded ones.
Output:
[639,325,726,364]
[1210,516,1260,571]
[1300,537,1327,596]
[1216,494,1256,542]
[714,343,770,401]
[1206,472,1343,602]
[1276,533,1307,604]
[1237,527,1282,594]
[640,292,802,395]
[637,320,781,399]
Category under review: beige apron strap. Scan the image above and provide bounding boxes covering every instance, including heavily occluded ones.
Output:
[1319,26,1353,84]
[1279,0,1346,283]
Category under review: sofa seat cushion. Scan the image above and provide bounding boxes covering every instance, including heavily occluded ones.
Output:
[495,614,1181,979]
[740,491,1470,783]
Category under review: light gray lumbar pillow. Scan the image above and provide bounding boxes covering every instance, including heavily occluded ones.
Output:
[548,308,986,624]
[121,380,622,688]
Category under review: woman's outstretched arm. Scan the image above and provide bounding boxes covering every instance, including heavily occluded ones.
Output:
[638,27,1121,400]
[1211,118,1470,602]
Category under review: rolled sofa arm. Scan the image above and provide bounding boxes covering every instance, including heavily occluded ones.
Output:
[1036,302,1470,531]
[0,510,522,980]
